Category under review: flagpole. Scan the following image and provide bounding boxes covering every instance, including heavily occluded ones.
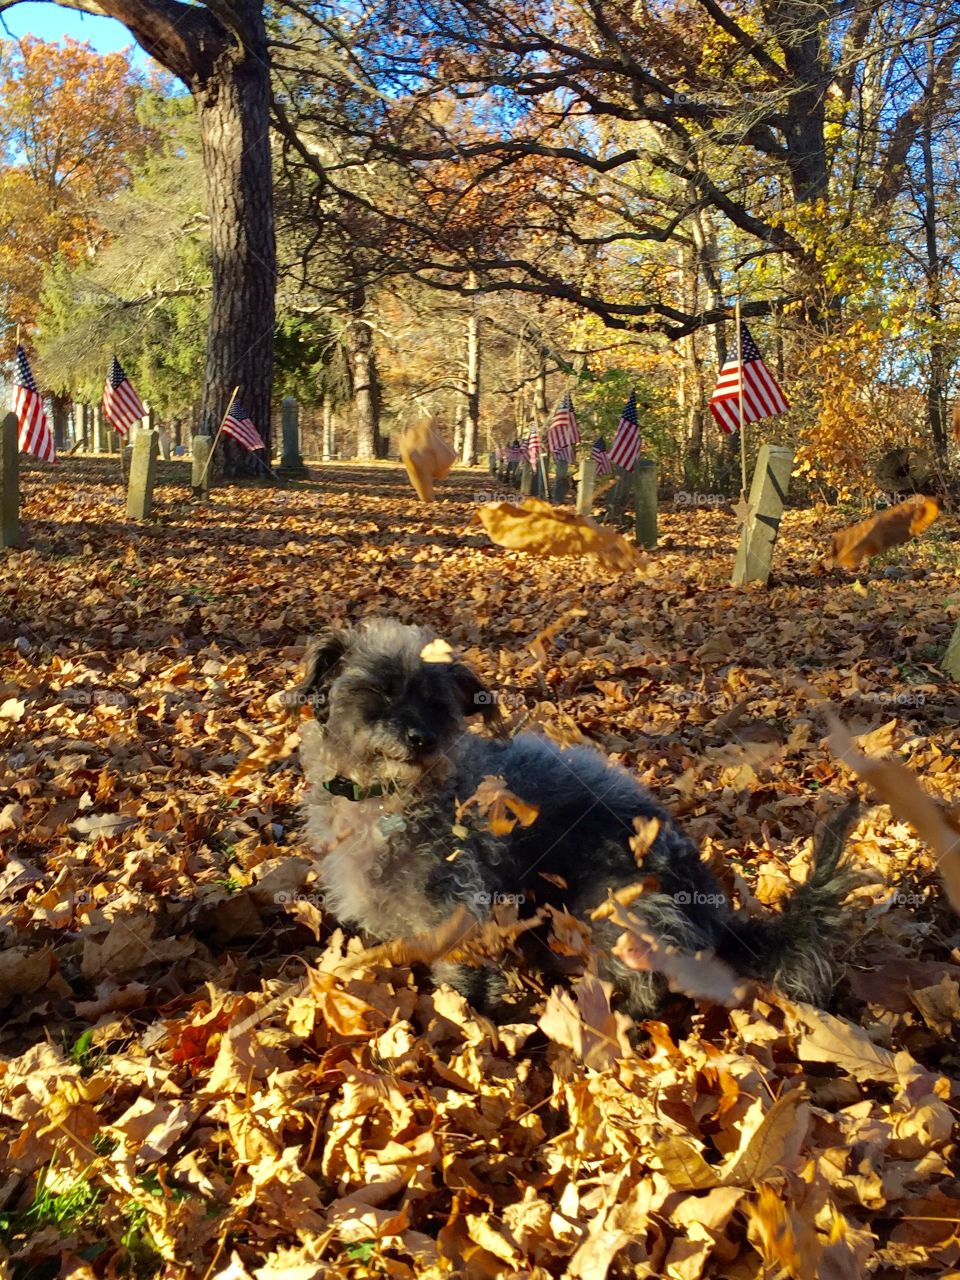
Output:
[735,296,747,494]
[196,386,239,491]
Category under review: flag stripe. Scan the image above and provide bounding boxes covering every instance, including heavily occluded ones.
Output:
[609,390,642,470]
[12,346,55,463]
[222,403,265,452]
[709,322,788,432]
[103,356,146,436]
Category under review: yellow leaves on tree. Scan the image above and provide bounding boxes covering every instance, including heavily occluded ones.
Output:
[793,319,924,496]
[825,495,940,569]
[472,496,645,571]
[0,36,162,345]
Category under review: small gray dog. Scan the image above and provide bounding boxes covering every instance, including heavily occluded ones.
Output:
[289,617,856,1017]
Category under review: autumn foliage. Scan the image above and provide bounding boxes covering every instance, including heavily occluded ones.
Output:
[1,460,959,1276]
[0,37,159,347]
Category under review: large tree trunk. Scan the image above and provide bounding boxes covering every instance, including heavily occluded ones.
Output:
[196,26,275,474]
[48,0,277,480]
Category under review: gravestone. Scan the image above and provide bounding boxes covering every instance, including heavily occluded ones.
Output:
[942,624,960,680]
[279,396,308,477]
[634,458,658,548]
[731,444,795,586]
[192,435,212,498]
[1,412,19,548]
[126,430,159,519]
[607,464,632,521]
[552,458,572,502]
[576,457,597,516]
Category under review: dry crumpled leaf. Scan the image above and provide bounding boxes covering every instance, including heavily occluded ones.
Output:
[455,774,539,836]
[398,419,456,502]
[0,946,57,1006]
[472,497,644,570]
[825,495,939,569]
[793,1002,900,1082]
[826,710,960,912]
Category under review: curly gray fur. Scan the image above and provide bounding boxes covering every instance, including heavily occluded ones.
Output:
[291,617,859,1018]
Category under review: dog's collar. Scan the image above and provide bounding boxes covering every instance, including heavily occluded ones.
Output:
[322,776,386,802]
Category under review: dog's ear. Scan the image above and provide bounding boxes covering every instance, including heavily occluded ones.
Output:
[282,628,348,715]
[449,662,502,729]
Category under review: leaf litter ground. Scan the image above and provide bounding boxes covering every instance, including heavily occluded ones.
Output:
[0,459,959,1280]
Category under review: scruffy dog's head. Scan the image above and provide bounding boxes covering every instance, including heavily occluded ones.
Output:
[286,618,499,787]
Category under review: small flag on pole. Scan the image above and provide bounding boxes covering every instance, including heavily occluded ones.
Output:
[221,401,266,452]
[547,391,580,459]
[591,436,612,476]
[525,423,542,468]
[12,345,55,463]
[709,321,789,433]
[609,391,641,470]
[507,439,523,463]
[103,355,146,437]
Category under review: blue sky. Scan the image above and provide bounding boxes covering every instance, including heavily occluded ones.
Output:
[0,2,155,67]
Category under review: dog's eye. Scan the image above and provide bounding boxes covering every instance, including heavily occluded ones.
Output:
[354,686,389,715]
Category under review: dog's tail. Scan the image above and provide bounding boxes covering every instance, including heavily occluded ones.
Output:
[716,802,861,1005]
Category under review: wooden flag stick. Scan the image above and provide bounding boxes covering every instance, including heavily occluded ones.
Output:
[196,386,239,491]
[735,296,747,495]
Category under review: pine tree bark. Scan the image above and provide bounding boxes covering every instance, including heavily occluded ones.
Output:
[41,0,276,477]
[196,25,276,475]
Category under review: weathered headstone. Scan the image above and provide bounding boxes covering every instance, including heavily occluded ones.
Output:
[279,396,307,476]
[576,457,597,516]
[192,435,212,498]
[634,458,658,548]
[731,444,795,586]
[605,464,632,522]
[126,430,159,519]
[520,458,543,497]
[942,624,960,680]
[1,412,20,548]
[552,458,572,502]
[488,451,496,475]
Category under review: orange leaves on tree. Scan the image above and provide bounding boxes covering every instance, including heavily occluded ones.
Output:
[0,36,162,343]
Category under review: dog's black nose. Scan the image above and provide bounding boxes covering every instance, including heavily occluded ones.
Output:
[406,726,437,753]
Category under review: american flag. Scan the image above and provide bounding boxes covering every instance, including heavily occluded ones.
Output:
[709,321,789,433]
[591,436,612,476]
[609,390,642,470]
[525,423,542,468]
[12,345,55,463]
[221,400,265,452]
[547,391,580,460]
[507,439,523,463]
[103,355,145,437]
